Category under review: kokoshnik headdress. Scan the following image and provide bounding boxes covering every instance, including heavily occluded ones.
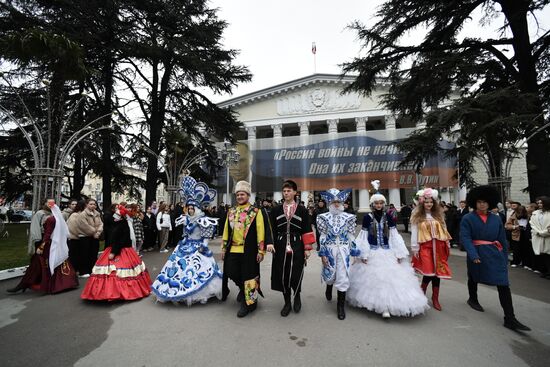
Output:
[369,180,387,204]
[178,176,217,208]
[319,188,352,204]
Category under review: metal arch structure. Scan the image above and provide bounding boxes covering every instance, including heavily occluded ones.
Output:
[0,77,113,213]
[139,143,209,204]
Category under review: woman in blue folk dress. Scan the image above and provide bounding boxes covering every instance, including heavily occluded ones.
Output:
[152,176,222,305]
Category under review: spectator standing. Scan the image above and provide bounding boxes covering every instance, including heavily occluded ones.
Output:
[156,204,172,253]
[129,204,145,254]
[400,204,412,233]
[62,200,77,221]
[312,199,328,251]
[387,203,398,222]
[505,205,530,268]
[67,200,86,275]
[456,200,470,251]
[75,199,103,277]
[530,197,550,279]
[142,206,157,252]
[445,204,459,246]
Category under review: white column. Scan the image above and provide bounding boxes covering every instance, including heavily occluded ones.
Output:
[272,124,282,138]
[298,121,310,136]
[273,191,283,203]
[440,190,451,204]
[358,189,371,213]
[327,119,339,134]
[388,188,401,206]
[247,126,256,140]
[458,186,467,202]
[385,115,396,130]
[250,192,256,204]
[300,190,310,206]
[355,117,368,132]
[222,193,230,206]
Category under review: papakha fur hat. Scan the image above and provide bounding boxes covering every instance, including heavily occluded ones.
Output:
[234,180,251,195]
[466,185,500,210]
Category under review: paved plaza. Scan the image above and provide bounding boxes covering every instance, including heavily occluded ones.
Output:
[1,231,550,367]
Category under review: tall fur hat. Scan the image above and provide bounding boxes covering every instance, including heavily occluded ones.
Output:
[466,185,500,210]
[369,180,387,204]
[234,180,251,195]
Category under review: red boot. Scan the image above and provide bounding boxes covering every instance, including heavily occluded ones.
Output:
[421,282,428,294]
[432,286,442,311]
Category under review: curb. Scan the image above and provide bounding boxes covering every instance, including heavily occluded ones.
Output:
[0,266,28,281]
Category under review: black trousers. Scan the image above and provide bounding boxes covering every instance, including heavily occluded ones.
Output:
[79,236,100,275]
[402,218,410,233]
[468,278,514,318]
[68,238,85,274]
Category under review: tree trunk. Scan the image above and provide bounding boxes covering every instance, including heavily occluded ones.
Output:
[500,0,550,200]
[100,2,116,211]
[145,61,161,206]
[71,147,83,198]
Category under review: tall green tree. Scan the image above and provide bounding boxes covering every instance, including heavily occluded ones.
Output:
[344,0,550,200]
[0,0,137,205]
[118,0,251,205]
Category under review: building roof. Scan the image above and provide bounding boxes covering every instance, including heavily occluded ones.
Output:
[217,73,389,108]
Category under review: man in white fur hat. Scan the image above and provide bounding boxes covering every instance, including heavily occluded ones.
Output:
[221,180,273,317]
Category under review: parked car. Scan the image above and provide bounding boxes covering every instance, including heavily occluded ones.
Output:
[8,210,32,222]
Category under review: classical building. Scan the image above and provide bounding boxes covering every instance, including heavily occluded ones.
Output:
[216,74,466,212]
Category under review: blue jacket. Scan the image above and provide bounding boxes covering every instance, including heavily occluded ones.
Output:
[460,212,509,286]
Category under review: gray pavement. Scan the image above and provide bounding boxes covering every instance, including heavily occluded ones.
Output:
[1,229,550,367]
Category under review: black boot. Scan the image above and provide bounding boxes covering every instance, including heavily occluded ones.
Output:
[237,299,249,318]
[337,291,346,320]
[467,279,483,311]
[467,298,484,312]
[498,286,530,331]
[325,284,333,301]
[280,292,292,317]
[6,284,26,294]
[503,316,531,331]
[293,292,302,313]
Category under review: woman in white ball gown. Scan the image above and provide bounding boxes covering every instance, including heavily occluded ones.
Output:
[348,181,429,318]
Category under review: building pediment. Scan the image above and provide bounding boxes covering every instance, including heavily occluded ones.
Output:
[217,73,389,111]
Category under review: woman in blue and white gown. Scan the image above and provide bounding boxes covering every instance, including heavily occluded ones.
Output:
[348,183,428,318]
[152,203,222,306]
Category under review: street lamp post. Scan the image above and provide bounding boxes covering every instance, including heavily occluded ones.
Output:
[217,141,240,206]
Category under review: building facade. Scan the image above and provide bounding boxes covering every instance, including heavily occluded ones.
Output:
[217,74,465,211]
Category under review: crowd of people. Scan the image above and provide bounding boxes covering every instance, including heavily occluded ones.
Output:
[6,177,550,333]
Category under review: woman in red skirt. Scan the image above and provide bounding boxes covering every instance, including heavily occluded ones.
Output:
[7,200,78,294]
[411,188,452,311]
[81,205,151,301]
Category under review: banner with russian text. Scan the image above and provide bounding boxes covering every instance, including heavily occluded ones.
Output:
[223,128,456,192]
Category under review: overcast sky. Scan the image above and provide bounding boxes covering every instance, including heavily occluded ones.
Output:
[209,0,550,103]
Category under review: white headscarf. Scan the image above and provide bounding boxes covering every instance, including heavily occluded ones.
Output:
[49,204,70,275]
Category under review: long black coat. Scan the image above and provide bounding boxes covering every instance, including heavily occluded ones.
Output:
[270,204,313,293]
